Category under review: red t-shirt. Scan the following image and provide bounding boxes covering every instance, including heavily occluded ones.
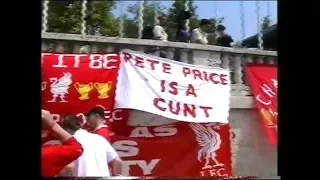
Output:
[41,137,83,177]
[93,125,110,142]
[42,130,57,144]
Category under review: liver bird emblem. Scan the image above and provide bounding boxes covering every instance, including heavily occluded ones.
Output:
[189,123,224,169]
[47,73,73,102]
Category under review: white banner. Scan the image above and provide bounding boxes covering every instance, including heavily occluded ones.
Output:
[115,49,230,123]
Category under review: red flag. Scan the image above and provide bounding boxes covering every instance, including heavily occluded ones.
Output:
[110,111,232,177]
[246,64,277,145]
[41,53,233,177]
[41,53,120,124]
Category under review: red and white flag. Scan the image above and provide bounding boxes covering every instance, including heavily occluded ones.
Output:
[41,53,120,124]
[41,52,233,177]
[110,110,232,177]
[116,50,231,123]
[246,64,277,145]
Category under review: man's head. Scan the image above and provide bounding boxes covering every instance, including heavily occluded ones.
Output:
[61,114,82,135]
[199,19,211,32]
[85,107,105,128]
[177,10,191,21]
[216,24,226,36]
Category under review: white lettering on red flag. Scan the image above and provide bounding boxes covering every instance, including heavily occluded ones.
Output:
[110,110,232,177]
[246,64,277,146]
[41,53,120,124]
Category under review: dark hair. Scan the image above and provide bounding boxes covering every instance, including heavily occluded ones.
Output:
[200,19,211,26]
[61,114,82,132]
[217,24,226,31]
[85,107,105,119]
[177,10,191,21]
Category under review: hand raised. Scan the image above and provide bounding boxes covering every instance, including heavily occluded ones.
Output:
[42,109,54,128]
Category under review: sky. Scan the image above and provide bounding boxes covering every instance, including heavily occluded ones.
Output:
[112,1,277,42]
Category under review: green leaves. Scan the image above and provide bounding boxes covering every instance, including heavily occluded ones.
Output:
[44,0,223,43]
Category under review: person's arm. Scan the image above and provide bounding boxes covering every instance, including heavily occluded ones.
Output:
[49,122,73,142]
[106,141,122,176]
[41,110,83,177]
[42,130,57,145]
[42,109,72,142]
[42,136,83,177]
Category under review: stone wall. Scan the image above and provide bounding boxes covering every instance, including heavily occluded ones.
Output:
[230,109,277,177]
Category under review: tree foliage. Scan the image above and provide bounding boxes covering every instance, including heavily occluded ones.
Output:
[46,1,119,36]
[122,1,166,38]
[44,0,223,44]
[166,0,199,41]
[261,16,272,31]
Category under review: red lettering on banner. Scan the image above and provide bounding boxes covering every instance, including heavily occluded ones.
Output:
[146,59,159,70]
[220,74,228,85]
[199,106,212,117]
[169,81,178,95]
[193,69,202,80]
[154,98,166,111]
[123,52,132,62]
[160,80,178,95]
[186,84,197,97]
[153,98,212,118]
[184,104,196,117]
[123,52,172,74]
[162,63,171,74]
[135,56,144,68]
[182,67,191,77]
[160,80,197,97]
[182,67,229,85]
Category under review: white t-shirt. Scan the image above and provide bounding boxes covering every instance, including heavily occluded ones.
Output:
[191,27,208,44]
[153,25,168,41]
[72,129,119,177]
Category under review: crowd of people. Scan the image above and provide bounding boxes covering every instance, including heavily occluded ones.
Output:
[143,11,234,60]
[41,11,235,178]
[151,11,233,47]
[41,107,122,177]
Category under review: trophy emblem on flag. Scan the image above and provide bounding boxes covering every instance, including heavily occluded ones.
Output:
[74,82,93,100]
[94,82,112,99]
